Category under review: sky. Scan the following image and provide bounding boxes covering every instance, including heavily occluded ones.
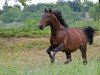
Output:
[26,0,58,4]
[0,0,99,10]
[26,0,99,5]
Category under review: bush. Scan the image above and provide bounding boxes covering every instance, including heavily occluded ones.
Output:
[1,7,22,23]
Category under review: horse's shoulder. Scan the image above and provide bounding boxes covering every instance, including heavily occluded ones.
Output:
[50,35,57,42]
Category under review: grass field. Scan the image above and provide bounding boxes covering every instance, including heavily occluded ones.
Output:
[0,20,100,75]
[0,4,100,74]
[0,34,100,75]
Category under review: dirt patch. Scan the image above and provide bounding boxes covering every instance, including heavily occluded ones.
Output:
[0,35,100,65]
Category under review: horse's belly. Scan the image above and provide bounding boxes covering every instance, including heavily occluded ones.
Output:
[64,43,81,52]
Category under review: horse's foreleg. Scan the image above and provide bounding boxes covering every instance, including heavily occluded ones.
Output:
[54,43,64,52]
[47,47,53,61]
[64,52,72,64]
[51,43,64,63]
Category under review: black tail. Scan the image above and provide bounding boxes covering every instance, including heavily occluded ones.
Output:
[84,27,95,45]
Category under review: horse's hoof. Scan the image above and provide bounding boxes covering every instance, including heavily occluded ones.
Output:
[83,61,87,65]
[64,61,70,64]
[51,59,54,63]
[51,61,54,63]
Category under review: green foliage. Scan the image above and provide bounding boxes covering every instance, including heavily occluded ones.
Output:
[67,0,81,12]
[25,19,38,25]
[19,0,32,6]
[0,20,99,38]
[1,7,22,23]
[2,5,12,13]
[13,5,21,9]
[19,0,27,6]
[81,1,93,12]
[23,4,36,13]
[0,1,100,37]
[89,3,100,21]
[0,20,51,37]
[55,3,80,21]
[1,1,98,23]
[0,61,100,75]
[69,20,100,31]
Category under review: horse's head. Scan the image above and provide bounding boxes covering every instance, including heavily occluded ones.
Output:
[39,8,53,30]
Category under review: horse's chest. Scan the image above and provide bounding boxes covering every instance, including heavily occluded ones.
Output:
[50,36,58,45]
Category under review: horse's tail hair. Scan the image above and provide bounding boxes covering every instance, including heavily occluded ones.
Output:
[84,27,95,45]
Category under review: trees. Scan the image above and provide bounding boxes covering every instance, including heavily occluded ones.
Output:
[2,5,12,13]
[0,0,99,23]
[23,4,36,13]
[1,6,22,23]
[89,3,100,21]
[17,0,32,6]
[4,0,32,6]
[81,1,93,12]
[67,0,81,12]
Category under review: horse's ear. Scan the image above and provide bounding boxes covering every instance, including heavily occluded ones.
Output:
[45,8,47,13]
[49,8,52,13]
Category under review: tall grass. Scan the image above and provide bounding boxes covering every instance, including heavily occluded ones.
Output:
[0,22,50,37]
[69,20,100,30]
[0,20,100,37]
[0,33,100,75]
[0,60,100,75]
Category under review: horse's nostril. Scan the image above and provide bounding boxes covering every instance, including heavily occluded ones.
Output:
[39,25,43,30]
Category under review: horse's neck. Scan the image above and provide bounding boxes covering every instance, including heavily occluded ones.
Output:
[50,15,65,35]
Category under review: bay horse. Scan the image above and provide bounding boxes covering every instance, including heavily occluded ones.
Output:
[39,8,95,65]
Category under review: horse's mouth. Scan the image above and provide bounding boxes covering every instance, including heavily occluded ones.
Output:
[39,25,44,30]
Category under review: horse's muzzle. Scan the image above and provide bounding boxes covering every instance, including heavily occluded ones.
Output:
[39,25,44,30]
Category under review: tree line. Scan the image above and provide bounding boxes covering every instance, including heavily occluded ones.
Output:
[0,0,99,24]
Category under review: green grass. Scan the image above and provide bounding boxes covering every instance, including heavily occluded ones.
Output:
[0,25,50,37]
[0,60,100,75]
[0,20,100,38]
[0,22,50,37]
[0,35,100,75]
[69,20,100,31]
[0,19,100,75]
[0,38,49,53]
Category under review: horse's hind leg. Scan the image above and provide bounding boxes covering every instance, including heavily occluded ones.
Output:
[79,45,87,65]
[64,52,72,64]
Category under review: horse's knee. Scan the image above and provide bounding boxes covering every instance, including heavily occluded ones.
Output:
[47,49,50,54]
[47,47,51,52]
[54,44,64,52]
[47,51,50,54]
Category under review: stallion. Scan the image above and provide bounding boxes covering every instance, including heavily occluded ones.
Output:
[39,8,95,64]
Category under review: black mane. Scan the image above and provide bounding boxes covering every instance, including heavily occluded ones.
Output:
[52,10,68,28]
